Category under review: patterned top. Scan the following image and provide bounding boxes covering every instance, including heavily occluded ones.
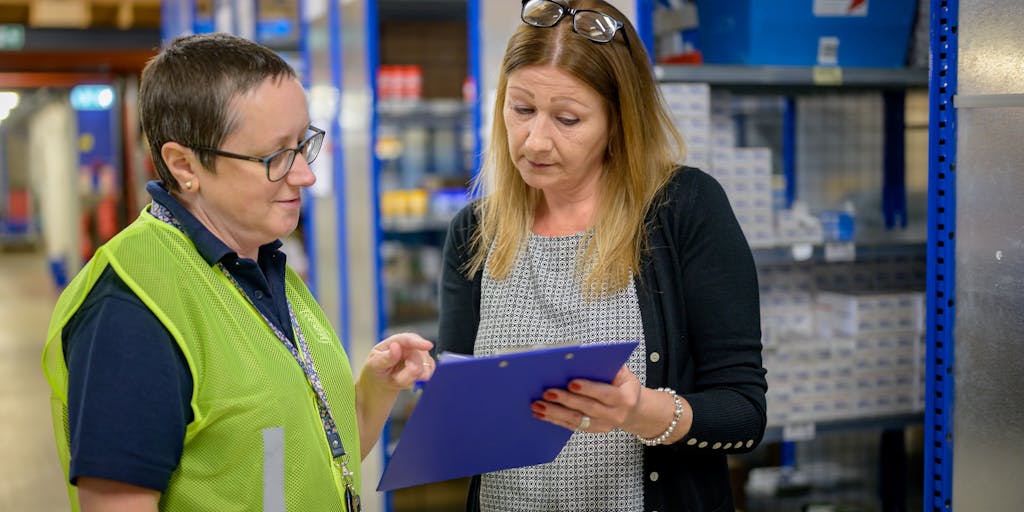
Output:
[476,231,647,512]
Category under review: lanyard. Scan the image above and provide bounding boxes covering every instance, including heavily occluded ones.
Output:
[149,202,361,509]
[217,263,360,510]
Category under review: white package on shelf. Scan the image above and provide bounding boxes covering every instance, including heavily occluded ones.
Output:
[817,290,925,337]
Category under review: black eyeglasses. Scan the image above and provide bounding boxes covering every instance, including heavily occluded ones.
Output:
[521,0,626,45]
[193,126,325,182]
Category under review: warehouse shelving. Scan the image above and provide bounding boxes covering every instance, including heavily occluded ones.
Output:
[646,3,933,509]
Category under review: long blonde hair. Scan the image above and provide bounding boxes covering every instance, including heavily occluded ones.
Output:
[468,0,684,297]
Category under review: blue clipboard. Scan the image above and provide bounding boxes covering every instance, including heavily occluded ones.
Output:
[377,340,639,491]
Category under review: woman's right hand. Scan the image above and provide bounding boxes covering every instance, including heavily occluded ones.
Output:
[361,332,435,392]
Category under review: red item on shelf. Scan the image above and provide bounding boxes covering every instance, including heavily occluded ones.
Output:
[659,51,703,65]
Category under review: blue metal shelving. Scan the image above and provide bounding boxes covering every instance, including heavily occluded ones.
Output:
[924,0,957,510]
[651,5,950,509]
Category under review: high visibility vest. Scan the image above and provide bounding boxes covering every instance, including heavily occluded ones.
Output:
[43,210,360,511]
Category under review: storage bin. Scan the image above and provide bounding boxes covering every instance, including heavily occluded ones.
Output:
[694,0,918,68]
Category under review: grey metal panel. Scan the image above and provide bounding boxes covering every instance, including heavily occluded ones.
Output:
[958,1,1024,97]
[953,106,1024,511]
[954,1,1024,509]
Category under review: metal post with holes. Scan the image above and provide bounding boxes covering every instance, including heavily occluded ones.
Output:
[924,0,957,510]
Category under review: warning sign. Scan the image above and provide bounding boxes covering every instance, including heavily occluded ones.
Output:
[814,0,868,17]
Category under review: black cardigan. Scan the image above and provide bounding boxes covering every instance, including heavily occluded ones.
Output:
[438,167,768,512]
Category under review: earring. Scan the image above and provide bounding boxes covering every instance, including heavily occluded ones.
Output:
[185,180,193,190]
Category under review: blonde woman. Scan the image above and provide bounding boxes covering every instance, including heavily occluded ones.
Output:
[437,1,767,511]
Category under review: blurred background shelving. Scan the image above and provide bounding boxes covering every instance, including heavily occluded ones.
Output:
[12,0,1024,511]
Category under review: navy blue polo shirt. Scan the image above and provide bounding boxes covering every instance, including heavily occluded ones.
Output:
[62,181,295,492]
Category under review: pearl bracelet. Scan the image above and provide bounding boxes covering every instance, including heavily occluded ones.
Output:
[636,387,684,447]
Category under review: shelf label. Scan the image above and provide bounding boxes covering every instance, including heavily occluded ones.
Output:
[783,422,817,442]
[813,66,844,85]
[817,38,840,66]
[824,242,856,262]
[791,243,814,261]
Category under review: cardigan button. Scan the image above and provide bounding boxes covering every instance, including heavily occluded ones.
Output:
[649,471,660,482]
[649,352,661,363]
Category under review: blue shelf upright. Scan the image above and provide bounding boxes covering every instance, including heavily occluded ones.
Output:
[924,0,957,510]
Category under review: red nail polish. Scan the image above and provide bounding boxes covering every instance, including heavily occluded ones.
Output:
[533,412,545,419]
[531,403,546,412]
[543,391,558,401]
[568,382,582,392]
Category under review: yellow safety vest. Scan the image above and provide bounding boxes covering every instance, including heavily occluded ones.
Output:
[42,209,360,511]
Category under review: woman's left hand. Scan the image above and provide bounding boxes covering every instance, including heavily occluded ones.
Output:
[531,365,643,433]
[363,332,435,392]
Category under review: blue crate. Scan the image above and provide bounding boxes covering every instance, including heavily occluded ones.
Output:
[694,0,918,68]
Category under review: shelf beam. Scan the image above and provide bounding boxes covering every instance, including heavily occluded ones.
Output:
[654,64,928,89]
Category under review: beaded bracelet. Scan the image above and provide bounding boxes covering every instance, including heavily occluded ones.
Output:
[636,387,684,446]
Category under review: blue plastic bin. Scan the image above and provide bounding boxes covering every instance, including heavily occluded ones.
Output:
[694,0,918,68]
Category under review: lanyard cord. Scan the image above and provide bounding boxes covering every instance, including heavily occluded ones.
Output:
[216,263,347,457]
[148,202,359,494]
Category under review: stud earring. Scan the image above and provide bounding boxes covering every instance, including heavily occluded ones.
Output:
[185,180,193,190]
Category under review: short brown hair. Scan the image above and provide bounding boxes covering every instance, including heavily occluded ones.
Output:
[139,33,297,193]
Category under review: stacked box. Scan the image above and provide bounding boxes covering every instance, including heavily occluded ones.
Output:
[660,83,711,170]
[759,265,817,343]
[817,290,925,338]
[849,331,925,416]
[762,264,929,426]
[765,331,925,426]
[711,147,774,248]
[764,340,833,425]
[664,87,795,248]
[710,115,736,148]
